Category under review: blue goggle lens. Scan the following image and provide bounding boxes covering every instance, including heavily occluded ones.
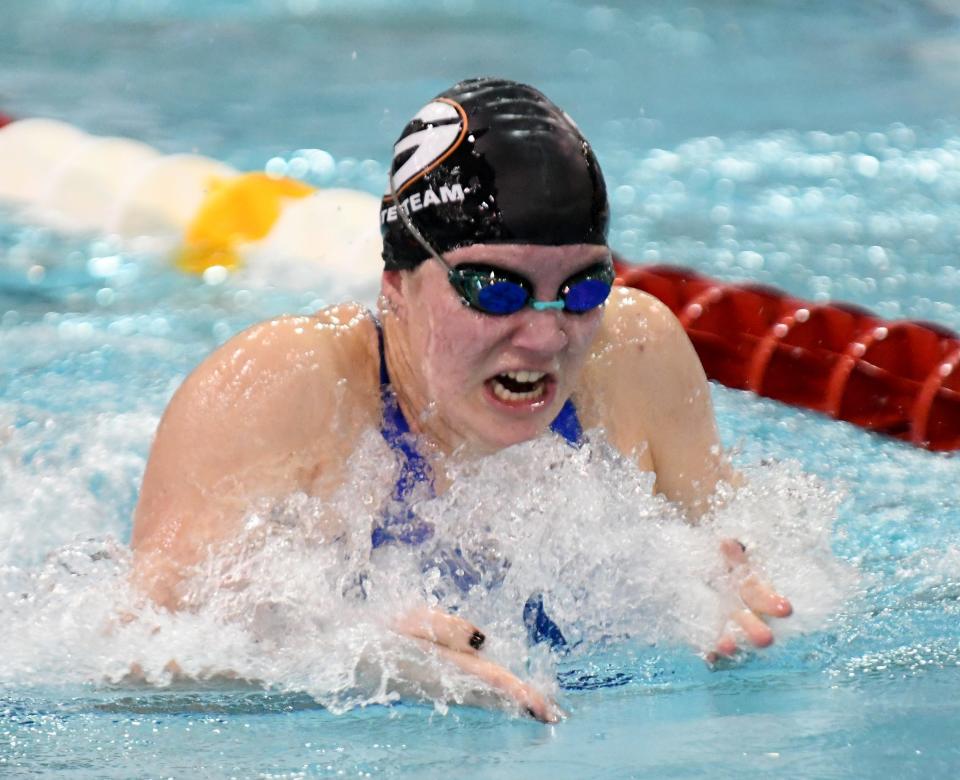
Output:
[475,280,531,314]
[561,276,612,313]
[449,262,613,316]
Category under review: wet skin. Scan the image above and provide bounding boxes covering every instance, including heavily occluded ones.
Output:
[379,243,611,454]
[132,242,792,722]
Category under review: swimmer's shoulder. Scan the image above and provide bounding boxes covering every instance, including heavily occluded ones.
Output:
[589,285,690,368]
[579,287,707,450]
[159,303,382,454]
[133,304,382,593]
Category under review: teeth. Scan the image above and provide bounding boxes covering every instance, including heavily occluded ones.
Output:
[492,382,545,402]
[492,371,548,402]
[503,370,545,383]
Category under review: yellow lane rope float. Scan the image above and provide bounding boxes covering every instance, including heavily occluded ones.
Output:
[0,117,383,280]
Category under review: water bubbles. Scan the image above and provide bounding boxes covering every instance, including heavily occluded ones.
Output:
[714,157,758,181]
[768,192,795,217]
[714,177,735,198]
[889,124,917,150]
[56,319,94,340]
[566,48,594,73]
[294,148,336,182]
[914,159,939,183]
[87,253,121,278]
[212,320,233,342]
[264,157,288,179]
[604,120,960,325]
[710,205,731,224]
[867,245,889,271]
[359,159,380,179]
[800,188,825,211]
[801,153,841,178]
[852,154,880,177]
[336,157,357,179]
[202,265,229,286]
[285,156,311,180]
[613,185,636,207]
[865,132,888,153]
[807,130,835,151]
[717,223,737,240]
[646,149,682,174]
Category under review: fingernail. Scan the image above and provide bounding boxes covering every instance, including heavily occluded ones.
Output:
[469,630,485,650]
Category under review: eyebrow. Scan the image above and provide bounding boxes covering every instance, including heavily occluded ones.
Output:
[450,259,610,289]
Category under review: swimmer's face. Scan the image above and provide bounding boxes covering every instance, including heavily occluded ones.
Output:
[393,243,609,452]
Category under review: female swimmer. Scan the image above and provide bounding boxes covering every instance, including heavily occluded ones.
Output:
[131,78,792,722]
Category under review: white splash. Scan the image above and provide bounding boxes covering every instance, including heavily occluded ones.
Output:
[0,431,856,715]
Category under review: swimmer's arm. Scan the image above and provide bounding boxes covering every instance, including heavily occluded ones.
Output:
[588,290,791,655]
[630,296,735,516]
[132,310,377,609]
[587,288,733,517]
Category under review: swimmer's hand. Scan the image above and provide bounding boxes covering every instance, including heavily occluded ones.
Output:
[391,605,487,655]
[391,606,563,723]
[707,538,793,664]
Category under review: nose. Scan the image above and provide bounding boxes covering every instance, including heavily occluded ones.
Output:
[508,308,569,355]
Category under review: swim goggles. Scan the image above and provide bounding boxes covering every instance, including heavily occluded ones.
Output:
[389,175,614,316]
[443,261,614,316]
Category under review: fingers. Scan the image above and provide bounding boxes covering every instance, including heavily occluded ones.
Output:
[739,574,793,618]
[391,606,486,654]
[390,606,561,721]
[733,608,774,648]
[721,537,793,618]
[706,632,739,664]
[430,644,564,724]
[720,537,748,568]
[707,611,772,664]
[710,539,792,662]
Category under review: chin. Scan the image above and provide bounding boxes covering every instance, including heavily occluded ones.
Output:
[472,416,553,453]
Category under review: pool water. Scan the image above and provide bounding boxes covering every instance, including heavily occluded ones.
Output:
[3,1,960,777]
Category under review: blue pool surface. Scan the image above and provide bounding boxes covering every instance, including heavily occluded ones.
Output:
[2,1,960,777]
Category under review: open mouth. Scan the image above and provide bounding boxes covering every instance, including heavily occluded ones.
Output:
[489,370,550,403]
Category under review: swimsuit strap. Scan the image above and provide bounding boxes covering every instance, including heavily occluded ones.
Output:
[373,319,434,547]
[549,397,582,446]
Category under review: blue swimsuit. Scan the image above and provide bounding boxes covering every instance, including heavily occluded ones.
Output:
[372,320,579,648]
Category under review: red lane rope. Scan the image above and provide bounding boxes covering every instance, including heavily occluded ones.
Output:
[0,111,14,129]
[615,258,960,451]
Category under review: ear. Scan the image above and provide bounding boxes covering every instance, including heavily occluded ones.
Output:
[380,270,406,317]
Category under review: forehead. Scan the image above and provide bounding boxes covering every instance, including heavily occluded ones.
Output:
[444,243,609,270]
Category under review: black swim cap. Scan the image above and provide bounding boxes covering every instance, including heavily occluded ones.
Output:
[380,78,609,270]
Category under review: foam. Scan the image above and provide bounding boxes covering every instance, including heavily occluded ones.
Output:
[0,430,856,716]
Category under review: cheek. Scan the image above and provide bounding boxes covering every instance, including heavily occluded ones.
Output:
[566,311,604,357]
[419,303,491,388]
